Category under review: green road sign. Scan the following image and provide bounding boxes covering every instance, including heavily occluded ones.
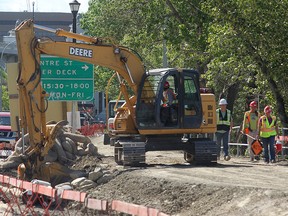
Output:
[40,56,94,101]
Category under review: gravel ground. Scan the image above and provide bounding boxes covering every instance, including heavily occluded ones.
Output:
[77,136,288,216]
[2,135,288,216]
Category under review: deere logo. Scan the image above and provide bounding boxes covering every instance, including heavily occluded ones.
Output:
[69,47,93,58]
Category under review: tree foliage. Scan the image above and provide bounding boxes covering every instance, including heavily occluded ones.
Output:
[81,0,212,98]
[0,68,9,111]
[81,0,288,127]
[202,0,288,126]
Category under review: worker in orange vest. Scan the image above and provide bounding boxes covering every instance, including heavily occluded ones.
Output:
[162,81,176,107]
[242,101,260,161]
[257,106,279,164]
[161,81,177,125]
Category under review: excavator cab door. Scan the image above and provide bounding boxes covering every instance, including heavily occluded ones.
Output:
[181,70,202,128]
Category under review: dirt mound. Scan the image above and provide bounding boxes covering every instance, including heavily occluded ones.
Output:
[86,170,288,216]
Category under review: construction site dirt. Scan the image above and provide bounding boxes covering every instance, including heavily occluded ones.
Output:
[2,135,288,216]
[76,136,288,216]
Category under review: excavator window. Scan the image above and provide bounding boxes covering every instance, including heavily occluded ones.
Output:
[136,71,180,128]
[136,75,160,127]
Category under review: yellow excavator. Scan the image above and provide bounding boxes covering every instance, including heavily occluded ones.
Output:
[15,19,217,182]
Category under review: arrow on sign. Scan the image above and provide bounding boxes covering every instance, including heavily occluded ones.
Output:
[82,65,89,71]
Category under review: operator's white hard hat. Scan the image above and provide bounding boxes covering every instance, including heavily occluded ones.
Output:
[219,98,228,105]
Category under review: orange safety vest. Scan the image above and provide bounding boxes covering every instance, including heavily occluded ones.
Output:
[243,111,259,134]
[162,88,176,106]
[259,115,277,138]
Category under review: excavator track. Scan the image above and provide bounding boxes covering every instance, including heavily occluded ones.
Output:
[114,141,146,166]
[184,139,218,165]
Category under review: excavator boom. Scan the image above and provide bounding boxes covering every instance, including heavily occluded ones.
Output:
[15,19,146,181]
[15,19,145,144]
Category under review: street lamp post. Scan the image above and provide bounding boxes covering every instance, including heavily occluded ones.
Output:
[69,0,80,43]
[32,1,35,21]
[69,0,80,132]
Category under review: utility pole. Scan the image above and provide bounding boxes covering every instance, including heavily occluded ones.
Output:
[69,0,81,133]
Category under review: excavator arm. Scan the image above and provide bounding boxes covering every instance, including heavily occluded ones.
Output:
[15,19,145,181]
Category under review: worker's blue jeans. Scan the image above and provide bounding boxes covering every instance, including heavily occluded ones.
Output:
[261,136,276,162]
[215,131,229,157]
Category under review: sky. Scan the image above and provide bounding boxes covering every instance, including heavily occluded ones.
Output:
[0,0,89,13]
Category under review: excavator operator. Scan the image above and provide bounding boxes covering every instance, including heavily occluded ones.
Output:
[162,81,176,107]
[161,81,177,126]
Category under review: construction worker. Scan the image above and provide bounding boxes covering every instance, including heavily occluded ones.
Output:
[215,98,233,161]
[242,101,260,161]
[162,81,176,107]
[257,106,279,164]
[161,81,177,125]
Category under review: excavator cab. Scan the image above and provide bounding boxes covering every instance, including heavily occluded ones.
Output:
[136,68,202,130]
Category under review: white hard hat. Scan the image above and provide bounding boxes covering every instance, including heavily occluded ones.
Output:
[219,98,228,105]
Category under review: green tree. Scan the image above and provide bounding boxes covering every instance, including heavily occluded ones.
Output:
[0,68,9,111]
[81,0,212,92]
[203,0,288,127]
[81,0,288,127]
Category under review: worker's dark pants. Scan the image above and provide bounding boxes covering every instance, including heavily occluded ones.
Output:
[160,106,177,125]
[261,136,276,162]
[215,131,229,157]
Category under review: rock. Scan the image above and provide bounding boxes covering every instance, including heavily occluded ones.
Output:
[69,170,87,180]
[71,177,87,188]
[96,173,113,185]
[65,151,76,161]
[62,140,73,154]
[55,182,72,189]
[99,163,109,169]
[79,179,95,187]
[5,154,24,163]
[0,161,18,169]
[76,147,88,156]
[63,132,91,148]
[44,150,58,162]
[85,143,98,156]
[0,154,24,169]
[79,182,97,191]
[88,167,104,181]
[52,139,67,163]
[78,179,97,191]
[66,138,77,154]
[71,177,97,191]
[54,182,73,205]
[102,169,111,175]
